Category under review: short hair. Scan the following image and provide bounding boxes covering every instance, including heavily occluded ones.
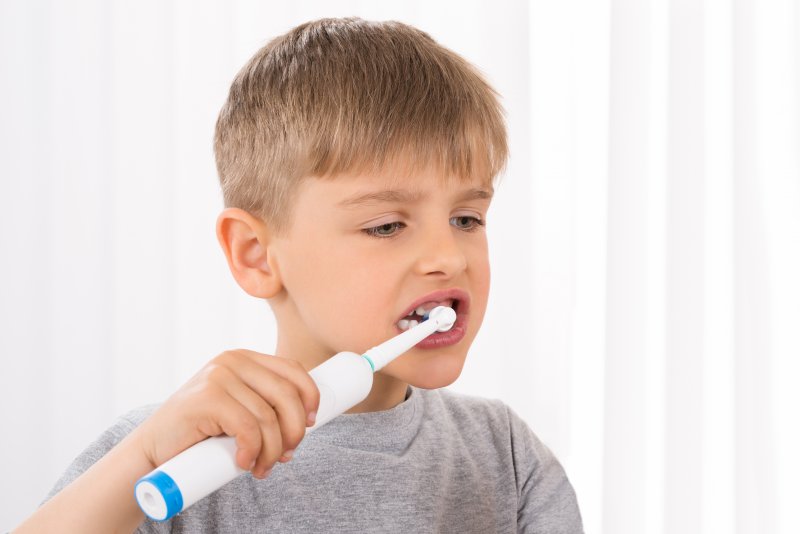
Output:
[214,17,508,233]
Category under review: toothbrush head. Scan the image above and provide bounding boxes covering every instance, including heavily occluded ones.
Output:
[424,306,457,332]
[363,305,458,373]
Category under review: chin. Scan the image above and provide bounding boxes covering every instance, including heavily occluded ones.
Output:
[401,352,466,390]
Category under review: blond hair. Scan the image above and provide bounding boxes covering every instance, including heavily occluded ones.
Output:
[214,17,508,233]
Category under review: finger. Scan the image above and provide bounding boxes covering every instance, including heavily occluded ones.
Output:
[232,350,321,424]
[220,352,311,451]
[208,391,264,472]
[225,379,285,476]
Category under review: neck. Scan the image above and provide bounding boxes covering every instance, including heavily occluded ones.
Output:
[273,328,410,414]
[345,372,409,413]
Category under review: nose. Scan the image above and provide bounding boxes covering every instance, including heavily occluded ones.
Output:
[412,224,468,279]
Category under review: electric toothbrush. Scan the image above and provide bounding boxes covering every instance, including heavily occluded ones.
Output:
[134,306,457,521]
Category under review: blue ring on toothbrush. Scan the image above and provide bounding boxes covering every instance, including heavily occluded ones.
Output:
[135,470,183,521]
[362,354,375,372]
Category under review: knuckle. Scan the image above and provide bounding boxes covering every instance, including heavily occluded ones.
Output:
[188,372,226,404]
[258,405,278,426]
[204,362,233,383]
[212,351,233,365]
[251,401,273,423]
[274,377,297,399]
[217,349,248,366]
[238,413,260,436]
[285,424,306,449]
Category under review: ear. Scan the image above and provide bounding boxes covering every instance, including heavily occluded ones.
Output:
[216,208,283,298]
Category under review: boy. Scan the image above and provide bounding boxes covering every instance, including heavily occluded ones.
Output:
[17,17,583,533]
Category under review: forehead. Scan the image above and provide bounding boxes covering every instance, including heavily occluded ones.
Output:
[306,163,495,206]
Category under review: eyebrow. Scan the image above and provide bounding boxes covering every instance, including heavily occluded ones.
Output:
[338,187,494,208]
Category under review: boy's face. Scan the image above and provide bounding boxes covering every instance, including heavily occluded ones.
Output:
[269,163,492,389]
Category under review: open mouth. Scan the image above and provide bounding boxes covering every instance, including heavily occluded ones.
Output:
[396,298,460,331]
[395,288,470,341]
[394,289,469,349]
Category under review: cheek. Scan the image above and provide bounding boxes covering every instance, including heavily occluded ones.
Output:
[469,250,491,319]
[331,257,397,318]
[284,238,397,343]
[470,237,491,284]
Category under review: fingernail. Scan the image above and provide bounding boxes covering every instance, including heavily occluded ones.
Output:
[280,449,294,462]
[307,411,317,426]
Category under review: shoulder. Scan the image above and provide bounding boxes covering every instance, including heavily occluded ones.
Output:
[419,386,511,429]
[415,386,532,461]
[418,386,533,439]
[418,387,579,500]
[431,389,552,451]
[430,390,568,490]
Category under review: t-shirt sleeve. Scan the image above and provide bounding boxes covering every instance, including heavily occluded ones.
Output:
[42,405,167,534]
[507,405,584,534]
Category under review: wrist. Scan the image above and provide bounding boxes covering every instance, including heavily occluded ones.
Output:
[120,424,160,473]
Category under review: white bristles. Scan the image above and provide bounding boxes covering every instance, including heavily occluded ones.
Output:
[427,306,457,332]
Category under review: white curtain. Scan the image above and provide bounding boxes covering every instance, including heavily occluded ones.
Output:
[1,1,798,532]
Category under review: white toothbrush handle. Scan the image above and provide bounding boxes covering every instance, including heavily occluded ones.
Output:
[134,352,373,521]
[306,352,374,429]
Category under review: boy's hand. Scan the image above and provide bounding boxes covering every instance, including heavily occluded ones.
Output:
[133,350,320,479]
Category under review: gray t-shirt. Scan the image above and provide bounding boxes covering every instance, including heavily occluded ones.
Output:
[46,386,583,533]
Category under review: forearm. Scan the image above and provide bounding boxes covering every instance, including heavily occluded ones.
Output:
[14,429,154,534]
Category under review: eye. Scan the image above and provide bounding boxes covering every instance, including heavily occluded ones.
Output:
[362,221,406,238]
[450,215,485,231]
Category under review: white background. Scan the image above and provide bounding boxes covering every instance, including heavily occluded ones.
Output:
[1,1,799,532]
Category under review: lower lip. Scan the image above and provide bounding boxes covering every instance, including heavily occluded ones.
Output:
[396,312,468,349]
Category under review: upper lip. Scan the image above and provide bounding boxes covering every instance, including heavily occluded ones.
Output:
[397,288,470,322]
